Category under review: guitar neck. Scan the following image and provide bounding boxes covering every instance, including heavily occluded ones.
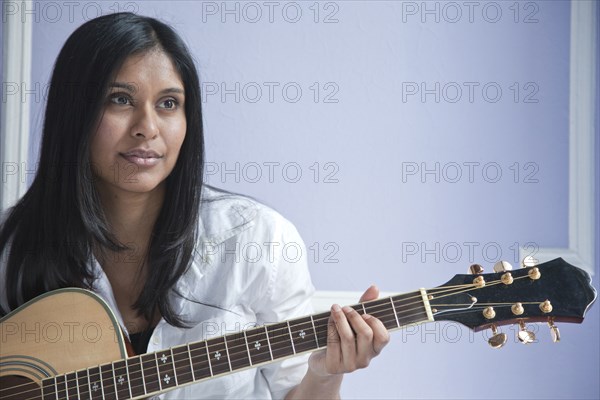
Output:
[41,289,434,399]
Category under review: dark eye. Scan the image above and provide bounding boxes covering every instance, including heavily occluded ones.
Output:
[160,99,178,109]
[110,94,131,105]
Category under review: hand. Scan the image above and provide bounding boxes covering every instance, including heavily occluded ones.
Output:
[308,285,391,376]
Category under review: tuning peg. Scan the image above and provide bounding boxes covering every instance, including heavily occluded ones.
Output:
[521,255,539,268]
[548,319,560,343]
[488,325,507,349]
[493,260,513,273]
[469,264,484,274]
[517,320,536,344]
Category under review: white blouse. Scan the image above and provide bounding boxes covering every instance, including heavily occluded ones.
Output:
[1,186,316,399]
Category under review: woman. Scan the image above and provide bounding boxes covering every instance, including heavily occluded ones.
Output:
[0,12,389,398]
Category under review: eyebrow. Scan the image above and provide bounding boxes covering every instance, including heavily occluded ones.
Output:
[109,82,185,95]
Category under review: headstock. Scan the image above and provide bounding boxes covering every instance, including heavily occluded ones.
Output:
[429,257,596,348]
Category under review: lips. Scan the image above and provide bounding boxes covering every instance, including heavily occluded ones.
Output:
[119,148,163,167]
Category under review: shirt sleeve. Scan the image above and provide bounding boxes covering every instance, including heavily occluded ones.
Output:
[251,209,316,399]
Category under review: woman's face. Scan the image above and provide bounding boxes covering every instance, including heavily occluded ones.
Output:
[90,50,186,197]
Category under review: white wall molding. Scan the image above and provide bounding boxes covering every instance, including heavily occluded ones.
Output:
[521,0,597,275]
[1,1,32,211]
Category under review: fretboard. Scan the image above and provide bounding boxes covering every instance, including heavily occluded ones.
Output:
[40,289,432,400]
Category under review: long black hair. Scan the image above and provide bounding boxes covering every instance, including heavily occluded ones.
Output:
[0,12,204,327]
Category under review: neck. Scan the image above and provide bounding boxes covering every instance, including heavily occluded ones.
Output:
[97,183,165,247]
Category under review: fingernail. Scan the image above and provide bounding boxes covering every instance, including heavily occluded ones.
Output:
[362,313,372,320]
[332,304,341,312]
[342,306,353,313]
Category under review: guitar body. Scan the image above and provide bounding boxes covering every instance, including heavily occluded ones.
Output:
[0,289,128,399]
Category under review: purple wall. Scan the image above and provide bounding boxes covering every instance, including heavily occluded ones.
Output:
[10,1,598,398]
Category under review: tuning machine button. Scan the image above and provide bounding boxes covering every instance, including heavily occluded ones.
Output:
[539,300,553,313]
[501,272,514,285]
[522,255,539,268]
[493,261,513,273]
[488,325,507,349]
[528,267,541,280]
[511,302,524,315]
[483,307,496,319]
[473,276,486,288]
[517,320,536,344]
[548,319,560,343]
[469,264,484,274]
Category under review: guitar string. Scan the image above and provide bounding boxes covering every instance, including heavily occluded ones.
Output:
[6,278,536,399]
[2,280,508,399]
[1,283,490,399]
[4,298,433,400]
[10,308,436,400]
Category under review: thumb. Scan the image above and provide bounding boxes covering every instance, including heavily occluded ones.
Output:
[359,284,379,303]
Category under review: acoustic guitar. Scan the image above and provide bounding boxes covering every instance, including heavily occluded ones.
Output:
[0,257,596,399]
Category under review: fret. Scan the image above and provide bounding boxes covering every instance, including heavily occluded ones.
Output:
[100,363,117,400]
[189,341,211,380]
[55,374,66,400]
[286,321,297,354]
[313,312,329,348]
[187,344,197,381]
[87,367,103,400]
[309,315,321,348]
[125,360,132,399]
[206,336,230,375]
[173,344,194,385]
[224,330,251,371]
[156,350,177,390]
[76,370,90,400]
[204,340,214,376]
[267,322,294,359]
[264,325,274,360]
[65,372,78,399]
[245,325,272,365]
[113,360,130,399]
[289,316,319,353]
[223,335,233,372]
[154,354,162,391]
[362,303,367,314]
[126,356,146,398]
[112,364,118,400]
[140,353,160,394]
[85,368,92,400]
[42,377,56,400]
[389,297,401,328]
[365,298,397,329]
[243,330,253,365]
[170,348,179,386]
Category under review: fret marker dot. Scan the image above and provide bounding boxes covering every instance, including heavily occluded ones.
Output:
[161,354,168,363]
[254,341,261,350]
[299,330,306,339]
[92,383,99,392]
[215,351,221,360]
[163,374,171,384]
[118,376,125,385]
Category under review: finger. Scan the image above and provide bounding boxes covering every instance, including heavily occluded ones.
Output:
[362,313,391,355]
[343,306,375,369]
[359,285,380,303]
[326,304,343,361]
[329,305,358,370]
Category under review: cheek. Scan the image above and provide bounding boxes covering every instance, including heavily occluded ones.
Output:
[90,116,122,164]
[167,119,187,156]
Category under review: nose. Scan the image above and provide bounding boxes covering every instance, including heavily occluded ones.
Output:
[130,103,159,140]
